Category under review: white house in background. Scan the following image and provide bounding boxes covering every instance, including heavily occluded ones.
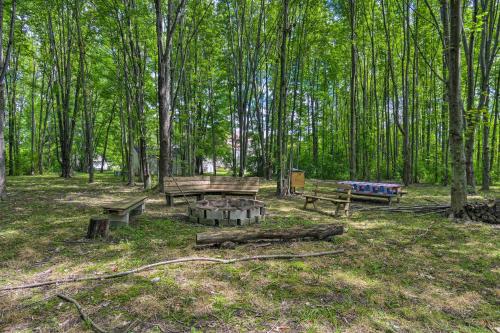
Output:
[93,156,109,170]
[202,159,225,174]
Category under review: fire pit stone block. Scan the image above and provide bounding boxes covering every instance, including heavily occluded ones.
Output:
[187,199,265,227]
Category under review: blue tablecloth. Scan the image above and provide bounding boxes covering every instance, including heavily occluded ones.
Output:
[338,181,402,195]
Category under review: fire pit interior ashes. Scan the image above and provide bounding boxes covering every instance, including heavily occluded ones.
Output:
[188,198,266,226]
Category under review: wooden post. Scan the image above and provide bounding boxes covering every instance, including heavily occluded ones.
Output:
[87,216,109,239]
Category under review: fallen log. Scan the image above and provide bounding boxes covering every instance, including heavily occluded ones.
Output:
[196,224,344,246]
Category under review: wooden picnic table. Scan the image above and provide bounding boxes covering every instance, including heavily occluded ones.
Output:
[338,181,405,205]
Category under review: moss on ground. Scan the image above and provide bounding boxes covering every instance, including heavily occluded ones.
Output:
[0,173,498,332]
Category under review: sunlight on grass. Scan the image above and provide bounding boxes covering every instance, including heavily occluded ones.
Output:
[0,173,498,332]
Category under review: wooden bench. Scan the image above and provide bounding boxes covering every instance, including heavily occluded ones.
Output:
[102,196,147,227]
[304,182,352,217]
[163,176,259,206]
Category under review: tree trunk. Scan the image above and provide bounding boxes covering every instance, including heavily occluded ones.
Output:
[30,61,36,175]
[7,51,18,176]
[476,0,499,190]
[101,104,115,173]
[490,72,499,172]
[76,1,93,183]
[276,0,289,196]
[448,0,467,217]
[349,0,357,180]
[0,0,15,198]
[402,0,411,186]
[155,0,185,191]
[463,0,478,189]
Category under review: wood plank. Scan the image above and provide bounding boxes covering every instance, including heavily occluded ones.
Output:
[209,184,259,189]
[314,182,353,190]
[210,176,259,183]
[164,182,211,186]
[304,195,349,203]
[102,196,147,211]
[164,184,210,189]
[164,176,210,182]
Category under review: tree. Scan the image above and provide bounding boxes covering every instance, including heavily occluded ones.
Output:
[0,0,16,199]
[0,0,498,194]
[155,0,186,192]
[349,0,357,180]
[447,0,467,217]
[276,0,290,196]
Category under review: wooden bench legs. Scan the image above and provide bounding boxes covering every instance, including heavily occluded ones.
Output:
[305,197,350,217]
[334,203,351,217]
[166,195,173,207]
[304,197,317,209]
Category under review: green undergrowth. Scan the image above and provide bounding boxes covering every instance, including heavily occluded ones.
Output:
[0,173,498,332]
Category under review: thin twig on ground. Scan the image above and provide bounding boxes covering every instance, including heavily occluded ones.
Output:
[57,293,107,333]
[1,250,344,291]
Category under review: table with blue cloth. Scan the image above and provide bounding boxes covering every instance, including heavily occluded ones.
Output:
[338,181,404,204]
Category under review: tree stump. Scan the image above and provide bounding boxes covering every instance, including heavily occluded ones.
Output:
[86,216,110,239]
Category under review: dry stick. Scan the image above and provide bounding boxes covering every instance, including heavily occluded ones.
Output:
[57,293,107,333]
[1,250,344,291]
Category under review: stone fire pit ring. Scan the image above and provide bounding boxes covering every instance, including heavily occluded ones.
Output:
[188,198,266,226]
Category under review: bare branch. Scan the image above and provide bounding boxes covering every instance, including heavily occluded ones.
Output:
[0,250,344,291]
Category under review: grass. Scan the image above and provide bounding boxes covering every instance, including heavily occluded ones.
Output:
[0,172,498,332]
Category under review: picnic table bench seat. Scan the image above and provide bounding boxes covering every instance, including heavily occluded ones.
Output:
[102,196,147,226]
[163,176,259,206]
[304,182,352,217]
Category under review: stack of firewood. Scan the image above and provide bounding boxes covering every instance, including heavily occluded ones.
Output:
[464,200,499,224]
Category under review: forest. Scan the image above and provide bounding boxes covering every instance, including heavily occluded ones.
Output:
[0,0,499,331]
[0,0,497,200]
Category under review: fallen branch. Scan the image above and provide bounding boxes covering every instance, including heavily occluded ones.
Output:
[57,293,107,333]
[1,250,344,291]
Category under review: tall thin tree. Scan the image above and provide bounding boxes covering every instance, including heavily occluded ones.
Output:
[448,0,467,217]
[0,0,16,200]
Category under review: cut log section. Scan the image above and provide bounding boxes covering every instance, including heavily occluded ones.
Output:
[86,216,110,239]
[196,224,344,246]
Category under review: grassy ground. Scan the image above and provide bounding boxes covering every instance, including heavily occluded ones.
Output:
[0,173,498,332]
